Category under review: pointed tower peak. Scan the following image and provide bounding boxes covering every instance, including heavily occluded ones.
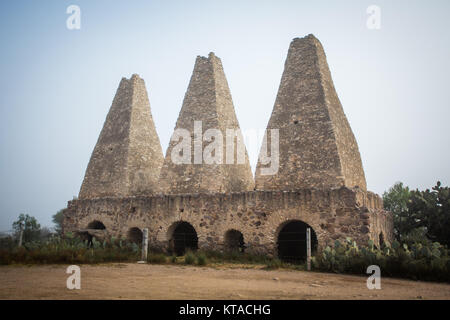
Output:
[158,53,254,194]
[195,52,220,63]
[293,33,317,41]
[130,73,142,81]
[121,73,142,82]
[79,75,164,199]
[256,36,367,191]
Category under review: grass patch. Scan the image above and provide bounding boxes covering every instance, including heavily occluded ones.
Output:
[184,251,196,265]
[196,252,207,266]
[147,252,167,264]
[264,258,283,270]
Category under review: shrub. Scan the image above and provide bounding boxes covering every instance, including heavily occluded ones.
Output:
[312,238,450,282]
[184,251,196,265]
[0,235,140,265]
[196,252,207,266]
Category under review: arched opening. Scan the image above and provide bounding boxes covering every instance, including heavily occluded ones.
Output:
[168,221,198,256]
[82,220,107,246]
[128,227,143,245]
[224,229,245,252]
[87,220,106,230]
[379,232,385,248]
[277,220,318,263]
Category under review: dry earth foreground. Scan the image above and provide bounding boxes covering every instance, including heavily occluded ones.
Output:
[0,263,449,300]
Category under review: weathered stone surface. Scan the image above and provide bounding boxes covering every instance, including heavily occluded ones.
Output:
[65,35,393,256]
[63,187,393,254]
[158,53,254,194]
[79,75,164,199]
[255,34,367,191]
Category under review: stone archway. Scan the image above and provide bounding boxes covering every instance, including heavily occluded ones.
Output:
[80,220,107,245]
[127,227,143,245]
[224,229,245,252]
[276,220,318,263]
[167,221,198,256]
[87,220,106,230]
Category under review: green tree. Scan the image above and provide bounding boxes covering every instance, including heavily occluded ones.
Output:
[52,209,65,234]
[383,182,412,240]
[408,181,450,246]
[12,214,41,243]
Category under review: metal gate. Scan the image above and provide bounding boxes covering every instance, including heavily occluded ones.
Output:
[277,230,308,263]
[172,231,198,256]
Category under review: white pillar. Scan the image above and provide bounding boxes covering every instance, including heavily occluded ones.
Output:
[141,228,148,262]
[306,227,311,271]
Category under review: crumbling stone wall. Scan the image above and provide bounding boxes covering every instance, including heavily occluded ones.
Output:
[63,187,392,255]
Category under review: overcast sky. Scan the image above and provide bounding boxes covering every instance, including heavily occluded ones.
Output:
[0,0,449,231]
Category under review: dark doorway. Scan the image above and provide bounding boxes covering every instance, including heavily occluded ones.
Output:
[379,232,385,248]
[128,227,143,245]
[277,220,318,263]
[224,230,245,252]
[84,220,106,246]
[170,222,198,256]
[87,220,106,230]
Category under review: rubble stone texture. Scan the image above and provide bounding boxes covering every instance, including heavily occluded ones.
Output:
[79,74,164,198]
[255,35,367,191]
[158,52,255,194]
[65,35,393,256]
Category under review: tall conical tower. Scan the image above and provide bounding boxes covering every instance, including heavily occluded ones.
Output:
[159,53,255,194]
[79,74,164,199]
[255,35,367,191]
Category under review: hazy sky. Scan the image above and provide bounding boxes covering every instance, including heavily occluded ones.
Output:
[0,0,449,231]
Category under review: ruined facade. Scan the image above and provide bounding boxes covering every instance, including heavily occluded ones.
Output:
[63,35,393,259]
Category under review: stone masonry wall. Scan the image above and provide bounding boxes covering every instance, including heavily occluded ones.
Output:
[67,34,393,257]
[158,53,255,194]
[255,35,367,191]
[79,75,164,199]
[63,187,392,255]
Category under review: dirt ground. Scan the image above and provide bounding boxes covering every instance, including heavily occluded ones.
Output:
[0,263,449,300]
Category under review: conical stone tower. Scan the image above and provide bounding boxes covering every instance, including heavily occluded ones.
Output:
[159,53,255,194]
[79,74,164,199]
[255,35,367,191]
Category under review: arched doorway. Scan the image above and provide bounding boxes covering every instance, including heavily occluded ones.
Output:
[168,221,198,256]
[224,229,245,252]
[379,232,385,248]
[87,220,106,230]
[83,220,107,246]
[128,227,143,245]
[277,220,318,263]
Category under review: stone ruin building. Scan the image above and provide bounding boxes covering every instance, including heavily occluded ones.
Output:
[63,34,393,261]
